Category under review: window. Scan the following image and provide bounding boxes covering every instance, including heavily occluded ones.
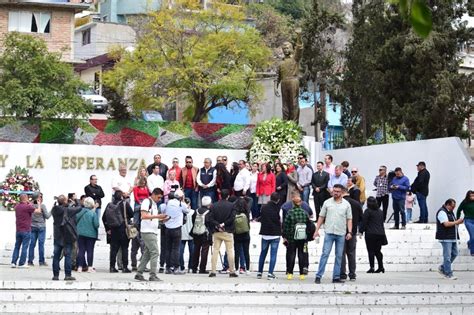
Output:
[82,29,91,46]
[8,11,51,34]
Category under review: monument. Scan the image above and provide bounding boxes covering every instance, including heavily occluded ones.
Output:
[274,28,303,123]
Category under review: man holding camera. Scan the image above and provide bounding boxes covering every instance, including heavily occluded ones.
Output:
[160,189,189,274]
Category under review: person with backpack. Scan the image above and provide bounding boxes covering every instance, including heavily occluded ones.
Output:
[208,189,238,278]
[233,196,251,274]
[75,197,99,273]
[282,196,311,281]
[313,184,353,284]
[51,195,82,281]
[135,188,168,281]
[257,192,281,280]
[179,198,195,273]
[191,196,213,274]
[102,190,133,273]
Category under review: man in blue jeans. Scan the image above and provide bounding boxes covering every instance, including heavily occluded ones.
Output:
[51,195,82,281]
[12,194,42,268]
[389,167,410,230]
[313,184,353,283]
[411,162,431,223]
[28,194,51,266]
[436,199,463,280]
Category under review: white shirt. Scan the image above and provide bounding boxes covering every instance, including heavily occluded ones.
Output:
[140,198,159,234]
[249,171,258,194]
[111,174,132,193]
[147,173,164,192]
[160,199,189,229]
[234,168,251,192]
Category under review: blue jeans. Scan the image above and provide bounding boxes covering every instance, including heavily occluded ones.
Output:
[184,188,198,210]
[258,237,280,274]
[222,247,245,269]
[301,186,310,204]
[464,218,474,255]
[11,231,31,266]
[95,208,101,223]
[440,241,458,277]
[28,227,46,264]
[316,233,345,280]
[250,193,259,220]
[416,193,428,223]
[406,208,413,222]
[179,240,194,270]
[392,198,406,228]
[53,241,73,277]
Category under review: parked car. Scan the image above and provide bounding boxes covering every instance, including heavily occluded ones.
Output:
[79,89,109,113]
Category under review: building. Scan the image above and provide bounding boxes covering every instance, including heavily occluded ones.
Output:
[74,20,136,93]
[0,0,90,62]
[98,0,160,23]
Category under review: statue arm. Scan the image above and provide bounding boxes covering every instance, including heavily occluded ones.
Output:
[274,67,281,97]
[294,33,303,63]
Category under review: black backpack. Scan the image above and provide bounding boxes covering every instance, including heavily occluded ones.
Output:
[104,202,124,228]
[60,209,77,244]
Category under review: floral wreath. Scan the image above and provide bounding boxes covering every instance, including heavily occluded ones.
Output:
[1,166,40,211]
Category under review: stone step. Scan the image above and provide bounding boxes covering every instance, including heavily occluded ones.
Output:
[2,301,473,314]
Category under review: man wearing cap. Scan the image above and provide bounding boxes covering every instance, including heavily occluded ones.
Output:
[411,162,431,224]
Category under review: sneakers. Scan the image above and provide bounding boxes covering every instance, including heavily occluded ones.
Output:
[332,278,345,283]
[28,262,34,267]
[267,274,276,280]
[349,276,356,281]
[438,266,444,275]
[122,268,132,273]
[77,267,83,273]
[110,268,119,273]
[315,277,321,284]
[209,273,216,278]
[389,226,399,230]
[131,266,138,272]
[445,274,457,280]
[135,274,146,281]
[299,274,305,281]
[219,268,229,274]
[11,263,16,268]
[257,273,262,279]
[52,276,59,281]
[173,269,186,275]
[287,273,293,280]
[302,267,308,275]
[198,270,209,274]
[158,267,164,274]
[229,272,238,278]
[401,225,406,230]
[17,264,29,269]
[165,269,173,274]
[39,262,48,267]
[149,275,162,282]
[88,267,96,273]
[239,267,246,274]
[64,276,76,281]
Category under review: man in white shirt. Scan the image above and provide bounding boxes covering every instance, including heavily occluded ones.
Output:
[111,165,132,200]
[147,164,165,192]
[234,160,251,197]
[134,188,167,282]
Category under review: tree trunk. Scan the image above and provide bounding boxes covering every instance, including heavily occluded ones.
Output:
[191,92,207,122]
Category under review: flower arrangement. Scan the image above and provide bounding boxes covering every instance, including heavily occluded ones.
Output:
[249,118,307,164]
[1,166,40,211]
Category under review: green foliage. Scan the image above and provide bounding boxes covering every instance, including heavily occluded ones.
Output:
[104,0,271,122]
[160,121,193,136]
[335,0,473,146]
[165,138,229,149]
[213,124,246,137]
[39,120,76,144]
[390,0,432,38]
[267,0,311,20]
[249,118,305,163]
[1,166,40,211]
[0,33,90,122]
[102,85,131,120]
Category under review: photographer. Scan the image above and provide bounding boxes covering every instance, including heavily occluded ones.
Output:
[28,193,51,266]
[163,170,180,202]
[160,189,189,274]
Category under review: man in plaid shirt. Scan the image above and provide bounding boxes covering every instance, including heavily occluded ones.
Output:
[374,166,389,221]
[283,199,311,281]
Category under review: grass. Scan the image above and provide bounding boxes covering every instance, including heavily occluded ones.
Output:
[40,120,75,144]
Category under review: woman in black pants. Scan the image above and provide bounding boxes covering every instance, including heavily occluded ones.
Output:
[360,197,387,273]
[233,196,251,273]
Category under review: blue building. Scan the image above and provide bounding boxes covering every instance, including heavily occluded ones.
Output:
[99,0,161,23]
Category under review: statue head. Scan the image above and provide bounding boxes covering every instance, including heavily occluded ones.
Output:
[282,42,293,57]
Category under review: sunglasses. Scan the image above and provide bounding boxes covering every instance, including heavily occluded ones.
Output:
[186,161,192,164]
[351,171,357,173]
[379,169,385,172]
[223,158,227,161]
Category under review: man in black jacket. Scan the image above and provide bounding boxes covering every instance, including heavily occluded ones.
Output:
[311,161,330,221]
[147,154,168,179]
[51,195,82,281]
[411,161,430,223]
[84,174,105,221]
[208,189,238,278]
[340,188,363,281]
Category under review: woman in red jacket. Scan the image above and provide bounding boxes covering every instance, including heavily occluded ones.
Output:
[256,163,276,218]
[133,177,150,211]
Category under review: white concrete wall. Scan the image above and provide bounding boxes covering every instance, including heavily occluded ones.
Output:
[324,137,474,222]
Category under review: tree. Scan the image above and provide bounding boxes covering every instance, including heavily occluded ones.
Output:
[0,33,89,121]
[104,0,271,122]
[300,0,345,141]
[266,0,311,20]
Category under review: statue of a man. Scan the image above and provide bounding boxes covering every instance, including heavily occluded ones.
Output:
[274,29,303,123]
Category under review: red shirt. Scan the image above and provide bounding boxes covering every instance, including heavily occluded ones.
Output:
[15,202,35,232]
[133,186,150,204]
[257,172,276,196]
[168,166,182,182]
[184,167,194,189]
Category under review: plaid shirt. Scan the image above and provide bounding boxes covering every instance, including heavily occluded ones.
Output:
[374,175,389,197]
[283,207,309,242]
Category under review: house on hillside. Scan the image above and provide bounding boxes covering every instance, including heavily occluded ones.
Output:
[74,19,136,94]
[0,0,90,62]
[98,0,160,23]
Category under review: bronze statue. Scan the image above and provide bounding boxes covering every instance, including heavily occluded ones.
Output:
[274,29,303,123]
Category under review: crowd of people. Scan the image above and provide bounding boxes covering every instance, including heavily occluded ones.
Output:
[9,153,474,283]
